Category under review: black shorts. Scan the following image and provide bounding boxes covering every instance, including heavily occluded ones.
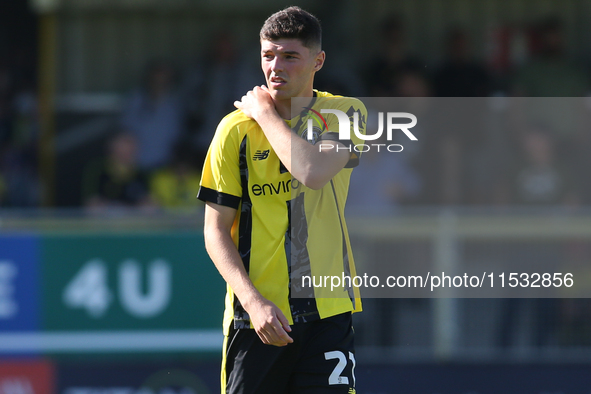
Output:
[222,312,356,394]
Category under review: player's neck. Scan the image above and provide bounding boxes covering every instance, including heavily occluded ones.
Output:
[274,89,314,120]
[273,99,292,120]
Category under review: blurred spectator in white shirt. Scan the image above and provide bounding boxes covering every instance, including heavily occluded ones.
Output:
[121,59,184,172]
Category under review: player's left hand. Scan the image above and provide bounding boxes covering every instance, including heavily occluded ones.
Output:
[234,85,276,121]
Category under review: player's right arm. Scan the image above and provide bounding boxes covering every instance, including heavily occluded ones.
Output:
[203,201,293,347]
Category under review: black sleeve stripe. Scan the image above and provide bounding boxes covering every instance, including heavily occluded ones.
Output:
[344,155,359,169]
[197,186,241,209]
[319,132,360,168]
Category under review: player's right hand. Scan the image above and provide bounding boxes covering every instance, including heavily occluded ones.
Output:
[246,297,293,347]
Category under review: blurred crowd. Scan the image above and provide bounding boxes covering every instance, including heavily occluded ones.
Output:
[1,9,591,351]
[1,15,591,211]
[348,16,591,211]
[0,46,39,208]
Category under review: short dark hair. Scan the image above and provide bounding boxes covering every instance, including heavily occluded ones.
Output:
[260,6,322,50]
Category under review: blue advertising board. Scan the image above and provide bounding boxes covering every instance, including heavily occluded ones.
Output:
[0,235,40,332]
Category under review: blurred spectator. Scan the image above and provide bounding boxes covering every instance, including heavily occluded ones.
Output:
[496,125,577,348]
[150,141,203,210]
[0,143,40,207]
[364,15,426,97]
[0,58,40,208]
[183,32,261,155]
[0,174,5,205]
[429,27,494,204]
[512,126,578,206]
[82,133,154,211]
[385,72,458,205]
[0,61,12,207]
[347,135,421,215]
[394,69,431,98]
[411,89,490,204]
[433,27,491,97]
[510,17,590,165]
[121,59,184,172]
[0,62,11,146]
[512,17,589,97]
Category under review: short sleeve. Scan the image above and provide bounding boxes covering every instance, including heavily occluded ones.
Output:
[319,98,367,169]
[197,116,243,209]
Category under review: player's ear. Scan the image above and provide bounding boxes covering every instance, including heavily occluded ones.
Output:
[313,50,325,72]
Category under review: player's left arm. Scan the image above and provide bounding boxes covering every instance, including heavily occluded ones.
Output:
[235,86,350,190]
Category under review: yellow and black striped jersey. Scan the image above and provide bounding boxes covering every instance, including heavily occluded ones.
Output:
[198,90,366,334]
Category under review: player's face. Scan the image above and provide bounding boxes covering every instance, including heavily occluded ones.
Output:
[261,38,325,101]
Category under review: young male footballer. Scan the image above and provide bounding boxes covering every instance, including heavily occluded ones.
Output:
[197,6,366,393]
